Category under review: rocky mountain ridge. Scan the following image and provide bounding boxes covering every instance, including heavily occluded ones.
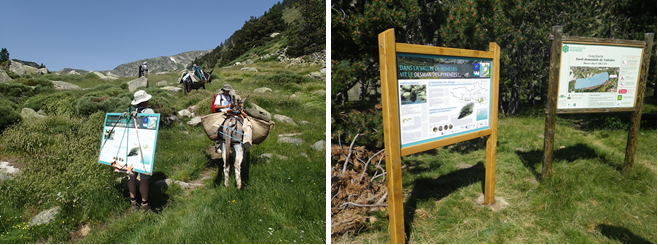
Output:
[109,50,211,77]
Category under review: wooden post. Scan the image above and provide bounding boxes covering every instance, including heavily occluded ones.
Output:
[378,29,405,244]
[542,26,562,179]
[484,42,500,205]
[623,33,655,170]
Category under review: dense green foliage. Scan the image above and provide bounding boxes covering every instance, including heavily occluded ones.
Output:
[286,0,326,57]
[0,98,21,132]
[331,0,656,115]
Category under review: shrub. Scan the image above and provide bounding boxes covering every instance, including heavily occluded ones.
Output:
[24,91,81,117]
[83,72,100,79]
[75,89,129,116]
[0,82,34,98]
[0,101,21,132]
[332,106,384,149]
[140,88,176,116]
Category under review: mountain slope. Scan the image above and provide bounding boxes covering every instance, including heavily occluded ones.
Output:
[110,50,211,77]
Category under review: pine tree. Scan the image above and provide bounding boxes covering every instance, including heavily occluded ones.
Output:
[0,48,9,63]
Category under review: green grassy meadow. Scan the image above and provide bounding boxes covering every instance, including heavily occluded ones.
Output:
[0,58,326,243]
[333,104,656,244]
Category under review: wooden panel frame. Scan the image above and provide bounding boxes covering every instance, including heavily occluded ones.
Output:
[542,25,654,178]
[379,28,500,244]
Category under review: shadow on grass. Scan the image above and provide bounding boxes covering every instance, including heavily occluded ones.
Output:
[403,162,485,243]
[597,224,652,244]
[445,137,488,155]
[515,143,625,182]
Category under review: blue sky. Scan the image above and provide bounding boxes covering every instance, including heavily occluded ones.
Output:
[0,0,283,71]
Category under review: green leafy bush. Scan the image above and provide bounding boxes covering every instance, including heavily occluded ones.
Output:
[332,106,384,149]
[141,88,176,116]
[83,72,100,79]
[0,82,34,101]
[75,89,129,116]
[254,71,315,85]
[24,91,81,117]
[0,100,21,132]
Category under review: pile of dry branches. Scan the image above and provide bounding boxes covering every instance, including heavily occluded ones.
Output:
[331,134,388,238]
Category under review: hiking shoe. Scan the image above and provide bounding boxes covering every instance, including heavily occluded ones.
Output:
[130,200,139,211]
[141,203,151,213]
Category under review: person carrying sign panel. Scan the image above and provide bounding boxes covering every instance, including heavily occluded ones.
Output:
[128,90,154,212]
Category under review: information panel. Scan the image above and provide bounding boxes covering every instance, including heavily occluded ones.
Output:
[396,53,492,148]
[99,113,160,175]
[557,43,643,109]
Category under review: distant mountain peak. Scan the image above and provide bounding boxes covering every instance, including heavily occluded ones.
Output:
[110,50,211,77]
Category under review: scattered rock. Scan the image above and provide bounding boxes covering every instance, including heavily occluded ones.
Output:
[30,206,61,226]
[244,102,272,121]
[320,68,326,76]
[0,70,12,83]
[270,32,280,38]
[0,162,19,181]
[277,137,303,145]
[259,153,288,161]
[559,145,565,149]
[312,90,325,96]
[155,179,203,191]
[51,80,81,90]
[253,87,272,93]
[37,68,49,75]
[127,76,148,92]
[36,109,46,116]
[178,109,194,118]
[68,70,81,76]
[311,140,325,151]
[309,71,323,79]
[187,117,202,126]
[273,114,297,126]
[161,86,182,94]
[299,121,311,125]
[457,163,474,169]
[105,72,120,80]
[240,67,258,72]
[278,133,302,137]
[156,80,168,86]
[21,108,46,119]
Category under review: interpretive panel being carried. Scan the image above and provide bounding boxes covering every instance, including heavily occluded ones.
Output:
[99,113,160,175]
[557,43,643,109]
[396,54,492,148]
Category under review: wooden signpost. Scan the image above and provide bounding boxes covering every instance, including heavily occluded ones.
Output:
[542,26,655,178]
[378,29,500,243]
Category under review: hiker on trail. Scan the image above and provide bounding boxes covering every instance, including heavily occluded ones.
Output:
[128,90,154,211]
[211,84,237,154]
[142,62,148,78]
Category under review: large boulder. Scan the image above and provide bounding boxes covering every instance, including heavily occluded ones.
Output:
[37,68,49,75]
[187,117,202,126]
[0,161,19,181]
[156,80,168,86]
[68,70,81,75]
[9,61,39,75]
[21,108,46,119]
[273,114,297,126]
[105,72,120,80]
[51,81,81,90]
[240,67,258,72]
[0,70,12,83]
[127,77,148,92]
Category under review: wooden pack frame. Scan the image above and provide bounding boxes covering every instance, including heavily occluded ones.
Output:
[542,26,655,178]
[378,29,500,243]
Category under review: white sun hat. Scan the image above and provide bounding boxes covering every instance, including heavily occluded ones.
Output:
[131,90,152,105]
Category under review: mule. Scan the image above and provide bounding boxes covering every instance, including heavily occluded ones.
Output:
[179,69,214,94]
[217,96,251,189]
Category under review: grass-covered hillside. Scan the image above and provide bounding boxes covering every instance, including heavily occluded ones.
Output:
[0,55,326,243]
[331,103,656,243]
